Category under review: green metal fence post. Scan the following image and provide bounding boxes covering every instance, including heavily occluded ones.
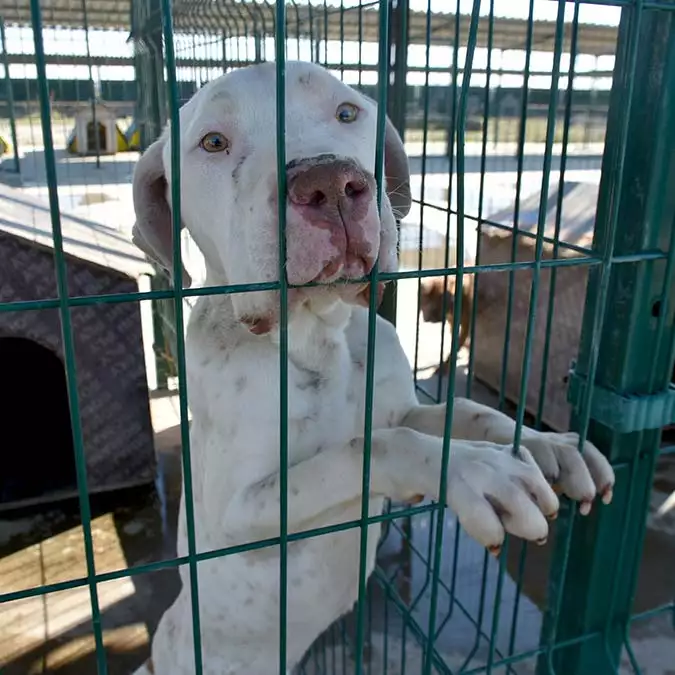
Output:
[539,6,675,674]
[0,17,20,174]
[378,0,408,327]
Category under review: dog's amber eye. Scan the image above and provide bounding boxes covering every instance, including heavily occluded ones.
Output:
[200,132,230,153]
[336,103,359,124]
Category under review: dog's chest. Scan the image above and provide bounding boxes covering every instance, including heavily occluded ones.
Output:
[286,335,361,463]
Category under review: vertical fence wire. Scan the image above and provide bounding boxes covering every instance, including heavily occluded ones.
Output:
[274,1,290,671]
[535,1,582,431]
[27,0,108,672]
[497,0,535,415]
[434,0,461,405]
[412,0,432,394]
[0,17,20,174]
[465,0,495,402]
[354,2,390,673]
[497,3,567,672]
[160,0,204,672]
[80,0,100,168]
[422,2,482,673]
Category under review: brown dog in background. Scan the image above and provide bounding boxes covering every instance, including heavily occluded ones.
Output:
[419,275,475,373]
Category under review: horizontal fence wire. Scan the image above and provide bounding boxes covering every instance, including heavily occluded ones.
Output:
[0,251,669,314]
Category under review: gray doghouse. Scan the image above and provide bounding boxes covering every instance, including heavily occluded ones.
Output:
[0,183,156,508]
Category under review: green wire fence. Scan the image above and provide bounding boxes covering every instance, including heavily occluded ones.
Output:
[0,0,674,674]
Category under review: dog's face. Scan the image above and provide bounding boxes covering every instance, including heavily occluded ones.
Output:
[132,61,411,333]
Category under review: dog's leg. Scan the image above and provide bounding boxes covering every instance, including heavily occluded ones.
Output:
[223,427,560,553]
[401,398,614,513]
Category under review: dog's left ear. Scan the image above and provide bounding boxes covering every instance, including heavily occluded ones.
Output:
[362,93,411,220]
[131,129,192,287]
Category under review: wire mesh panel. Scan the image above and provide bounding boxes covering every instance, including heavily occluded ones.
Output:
[0,0,674,674]
[0,14,140,222]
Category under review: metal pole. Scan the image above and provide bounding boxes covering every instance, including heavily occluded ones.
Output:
[0,18,20,174]
[80,0,101,167]
[378,0,409,327]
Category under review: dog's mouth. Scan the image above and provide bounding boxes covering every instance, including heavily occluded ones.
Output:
[238,279,386,336]
[306,251,375,285]
[300,276,386,309]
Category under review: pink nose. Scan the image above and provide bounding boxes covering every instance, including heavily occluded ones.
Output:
[287,158,371,212]
[287,157,375,276]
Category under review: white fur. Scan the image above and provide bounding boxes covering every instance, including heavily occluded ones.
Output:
[131,61,615,675]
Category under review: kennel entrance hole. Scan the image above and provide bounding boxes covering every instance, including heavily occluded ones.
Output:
[0,337,77,505]
[86,121,107,153]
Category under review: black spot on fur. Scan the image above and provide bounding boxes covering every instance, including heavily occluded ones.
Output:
[260,474,277,489]
[248,473,278,501]
[297,368,323,391]
[232,153,247,183]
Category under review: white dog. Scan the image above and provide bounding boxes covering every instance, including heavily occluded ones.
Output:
[131,61,614,675]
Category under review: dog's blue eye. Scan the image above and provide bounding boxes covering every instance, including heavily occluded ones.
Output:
[336,103,359,124]
[200,132,230,153]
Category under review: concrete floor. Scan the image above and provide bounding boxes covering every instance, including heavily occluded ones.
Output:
[0,279,673,675]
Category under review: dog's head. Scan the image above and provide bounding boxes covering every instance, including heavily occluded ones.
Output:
[132,61,411,334]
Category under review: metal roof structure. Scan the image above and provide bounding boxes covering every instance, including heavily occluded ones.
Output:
[0,1,620,55]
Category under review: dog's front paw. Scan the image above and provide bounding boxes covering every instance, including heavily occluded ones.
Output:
[520,431,615,515]
[446,445,559,556]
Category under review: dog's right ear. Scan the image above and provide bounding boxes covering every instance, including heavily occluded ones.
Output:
[132,132,192,287]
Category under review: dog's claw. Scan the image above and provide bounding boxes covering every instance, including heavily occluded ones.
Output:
[536,536,547,546]
[601,486,613,505]
[579,500,592,516]
[488,545,502,557]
